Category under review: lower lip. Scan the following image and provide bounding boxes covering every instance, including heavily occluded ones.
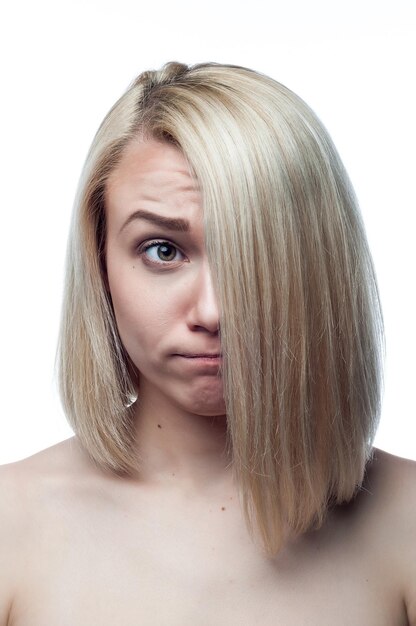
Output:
[173,355,223,369]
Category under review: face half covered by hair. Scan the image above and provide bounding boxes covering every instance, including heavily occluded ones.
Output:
[58,62,384,556]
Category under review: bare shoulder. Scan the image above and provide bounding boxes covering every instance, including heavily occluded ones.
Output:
[369,446,416,485]
[0,438,96,625]
[364,448,416,519]
[0,436,89,512]
[0,437,104,515]
[364,449,416,624]
[0,438,85,502]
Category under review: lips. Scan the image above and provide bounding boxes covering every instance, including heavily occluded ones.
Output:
[180,353,222,358]
[172,353,223,373]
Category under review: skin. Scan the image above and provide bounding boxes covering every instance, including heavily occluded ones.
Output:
[0,139,415,625]
[104,138,231,490]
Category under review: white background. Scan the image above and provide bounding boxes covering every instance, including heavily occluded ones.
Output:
[0,0,414,464]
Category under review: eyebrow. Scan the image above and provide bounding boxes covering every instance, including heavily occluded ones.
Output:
[119,209,190,235]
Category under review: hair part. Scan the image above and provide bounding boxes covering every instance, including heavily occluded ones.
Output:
[57,61,384,556]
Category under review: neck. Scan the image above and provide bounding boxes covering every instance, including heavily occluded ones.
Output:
[131,384,232,495]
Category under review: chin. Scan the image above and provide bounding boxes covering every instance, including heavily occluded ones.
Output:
[181,396,226,418]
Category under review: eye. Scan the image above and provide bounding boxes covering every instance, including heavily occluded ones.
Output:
[140,240,186,265]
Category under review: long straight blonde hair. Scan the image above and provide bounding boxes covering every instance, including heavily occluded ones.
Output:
[58,62,384,556]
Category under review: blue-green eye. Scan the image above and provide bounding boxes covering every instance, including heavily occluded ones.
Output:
[142,241,185,264]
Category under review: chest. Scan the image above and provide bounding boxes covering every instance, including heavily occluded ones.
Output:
[11,493,405,626]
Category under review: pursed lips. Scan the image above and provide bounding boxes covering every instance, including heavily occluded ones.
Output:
[177,353,222,358]
[171,353,223,374]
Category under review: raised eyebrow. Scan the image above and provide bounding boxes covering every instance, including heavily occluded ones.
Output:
[119,209,190,235]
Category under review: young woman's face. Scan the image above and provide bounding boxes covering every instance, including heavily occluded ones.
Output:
[105,138,225,417]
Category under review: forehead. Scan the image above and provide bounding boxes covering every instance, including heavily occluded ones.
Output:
[105,138,202,231]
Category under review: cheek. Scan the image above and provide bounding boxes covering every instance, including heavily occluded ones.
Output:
[111,284,153,330]
[108,274,179,365]
[111,288,159,348]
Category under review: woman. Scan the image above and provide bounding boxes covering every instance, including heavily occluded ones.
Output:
[1,62,415,625]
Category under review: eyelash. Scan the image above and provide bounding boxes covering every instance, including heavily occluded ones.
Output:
[138,239,186,267]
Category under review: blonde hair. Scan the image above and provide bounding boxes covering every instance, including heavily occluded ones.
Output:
[58,62,384,556]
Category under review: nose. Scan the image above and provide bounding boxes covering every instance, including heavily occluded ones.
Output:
[186,260,220,334]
